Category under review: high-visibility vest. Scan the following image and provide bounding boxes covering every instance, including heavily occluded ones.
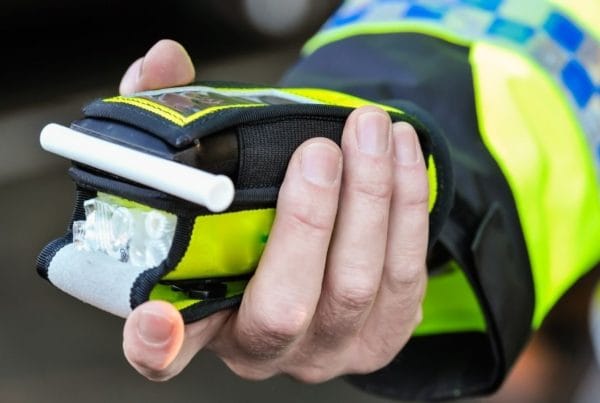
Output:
[282,0,600,399]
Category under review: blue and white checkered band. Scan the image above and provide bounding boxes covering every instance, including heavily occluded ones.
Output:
[320,0,600,177]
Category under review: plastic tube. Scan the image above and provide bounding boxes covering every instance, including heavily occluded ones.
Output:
[40,123,235,212]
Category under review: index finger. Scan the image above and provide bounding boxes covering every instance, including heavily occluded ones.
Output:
[211,139,342,369]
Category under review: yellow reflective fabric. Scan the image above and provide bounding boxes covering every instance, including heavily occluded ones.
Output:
[149,284,201,310]
[470,42,600,327]
[149,281,248,310]
[163,209,275,280]
[414,262,486,335]
[427,154,437,212]
[283,87,404,112]
[97,192,156,211]
[302,21,471,56]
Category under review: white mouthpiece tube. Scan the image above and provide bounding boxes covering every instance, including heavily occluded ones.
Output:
[40,123,235,212]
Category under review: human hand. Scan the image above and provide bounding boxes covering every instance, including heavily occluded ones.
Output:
[120,39,429,383]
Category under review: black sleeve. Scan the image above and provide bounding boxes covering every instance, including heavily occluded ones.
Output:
[280,33,534,401]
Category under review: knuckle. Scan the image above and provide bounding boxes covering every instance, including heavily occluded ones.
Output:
[278,191,335,236]
[239,309,309,359]
[399,174,430,207]
[350,178,394,204]
[407,190,430,209]
[351,340,399,375]
[288,206,334,235]
[256,312,307,341]
[387,261,426,288]
[329,282,377,314]
[310,279,378,344]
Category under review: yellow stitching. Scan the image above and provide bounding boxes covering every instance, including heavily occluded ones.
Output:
[105,96,184,124]
[183,104,264,124]
[105,96,265,126]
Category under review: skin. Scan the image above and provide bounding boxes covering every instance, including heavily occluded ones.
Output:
[120,39,430,383]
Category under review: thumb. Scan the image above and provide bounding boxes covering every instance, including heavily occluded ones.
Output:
[123,301,185,381]
[123,300,230,381]
[119,39,196,95]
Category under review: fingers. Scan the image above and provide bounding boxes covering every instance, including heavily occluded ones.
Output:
[122,105,429,385]
[208,106,429,385]
[123,301,229,381]
[382,122,429,293]
[123,301,185,381]
[354,121,429,372]
[119,39,195,95]
[279,108,428,380]
[305,107,394,349]
[244,139,342,335]
[208,138,342,378]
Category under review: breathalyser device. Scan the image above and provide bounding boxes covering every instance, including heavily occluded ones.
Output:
[37,82,452,322]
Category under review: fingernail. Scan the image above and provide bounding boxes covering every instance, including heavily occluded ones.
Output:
[393,122,420,165]
[356,111,390,155]
[137,309,174,346]
[301,142,341,187]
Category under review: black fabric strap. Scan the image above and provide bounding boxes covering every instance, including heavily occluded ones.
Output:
[237,116,345,189]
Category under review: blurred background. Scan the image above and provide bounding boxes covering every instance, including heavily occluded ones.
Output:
[0,1,599,402]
